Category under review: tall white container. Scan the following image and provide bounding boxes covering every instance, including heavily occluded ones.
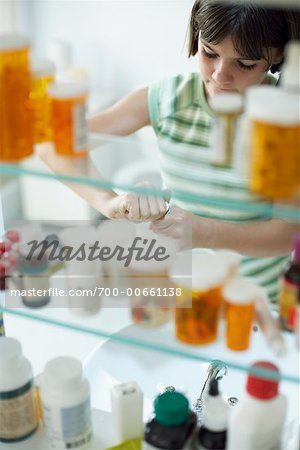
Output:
[227,361,287,450]
[40,356,93,449]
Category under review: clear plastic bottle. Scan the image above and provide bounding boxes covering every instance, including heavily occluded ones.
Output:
[247,85,300,201]
[227,361,287,450]
[0,337,39,443]
[30,58,55,144]
[48,81,88,157]
[0,34,33,162]
[129,223,174,327]
[209,93,244,167]
[254,287,286,357]
[40,356,93,449]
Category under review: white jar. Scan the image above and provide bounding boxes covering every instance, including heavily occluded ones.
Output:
[40,356,93,449]
[227,361,287,450]
[0,337,38,443]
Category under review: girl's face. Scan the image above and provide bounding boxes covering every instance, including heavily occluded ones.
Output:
[198,34,282,97]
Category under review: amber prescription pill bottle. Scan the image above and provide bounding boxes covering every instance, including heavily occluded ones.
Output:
[30,59,55,144]
[209,93,243,167]
[171,251,228,345]
[223,276,257,351]
[248,86,300,201]
[48,81,88,157]
[0,34,33,162]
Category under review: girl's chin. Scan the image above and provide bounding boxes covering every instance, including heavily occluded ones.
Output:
[208,86,238,96]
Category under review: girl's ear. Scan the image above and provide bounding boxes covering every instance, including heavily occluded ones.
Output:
[272,48,284,65]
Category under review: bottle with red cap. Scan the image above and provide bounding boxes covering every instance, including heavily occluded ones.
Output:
[227,361,287,450]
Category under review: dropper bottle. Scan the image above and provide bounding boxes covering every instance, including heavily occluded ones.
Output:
[196,379,229,450]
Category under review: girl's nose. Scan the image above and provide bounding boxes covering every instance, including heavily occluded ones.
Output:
[212,61,233,85]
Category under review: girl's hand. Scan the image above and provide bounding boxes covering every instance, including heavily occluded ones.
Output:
[106,183,168,221]
[150,207,194,249]
[150,206,213,250]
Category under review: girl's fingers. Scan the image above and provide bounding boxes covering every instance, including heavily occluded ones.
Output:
[123,194,140,220]
[139,194,151,220]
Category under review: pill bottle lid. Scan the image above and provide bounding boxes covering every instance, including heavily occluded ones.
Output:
[223,276,259,305]
[0,34,30,51]
[216,250,241,270]
[209,93,244,114]
[169,250,228,291]
[246,361,279,399]
[31,58,56,78]
[48,39,73,73]
[48,81,88,99]
[246,85,299,125]
[43,356,83,391]
[154,391,189,426]
[281,41,300,91]
[0,337,22,368]
[20,255,49,274]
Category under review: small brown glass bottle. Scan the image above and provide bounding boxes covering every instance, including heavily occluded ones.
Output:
[279,234,300,330]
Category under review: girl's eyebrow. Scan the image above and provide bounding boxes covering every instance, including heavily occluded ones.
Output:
[200,39,258,61]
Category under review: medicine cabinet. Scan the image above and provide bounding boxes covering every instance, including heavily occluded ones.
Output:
[0,2,300,445]
[0,133,299,431]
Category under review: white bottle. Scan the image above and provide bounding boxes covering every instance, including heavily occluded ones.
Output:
[40,356,93,449]
[110,381,144,443]
[227,361,287,450]
[196,378,229,450]
[0,337,39,443]
[280,41,300,93]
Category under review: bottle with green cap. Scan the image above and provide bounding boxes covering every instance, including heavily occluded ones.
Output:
[144,391,197,449]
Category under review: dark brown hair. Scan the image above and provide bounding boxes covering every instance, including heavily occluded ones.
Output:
[188,0,300,73]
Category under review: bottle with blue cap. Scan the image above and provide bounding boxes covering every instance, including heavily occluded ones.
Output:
[144,391,197,449]
[20,254,50,308]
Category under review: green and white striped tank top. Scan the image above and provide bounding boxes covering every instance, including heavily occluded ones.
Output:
[148,73,286,302]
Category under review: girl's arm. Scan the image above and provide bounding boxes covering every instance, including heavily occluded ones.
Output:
[89,87,150,135]
[198,216,299,257]
[151,207,299,257]
[39,87,166,220]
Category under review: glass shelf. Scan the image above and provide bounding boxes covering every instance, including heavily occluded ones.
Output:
[0,133,298,222]
[0,132,299,390]
[1,271,299,385]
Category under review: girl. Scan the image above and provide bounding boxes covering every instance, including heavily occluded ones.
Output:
[41,1,300,301]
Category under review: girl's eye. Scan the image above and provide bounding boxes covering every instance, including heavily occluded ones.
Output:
[202,48,217,59]
[238,61,257,71]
